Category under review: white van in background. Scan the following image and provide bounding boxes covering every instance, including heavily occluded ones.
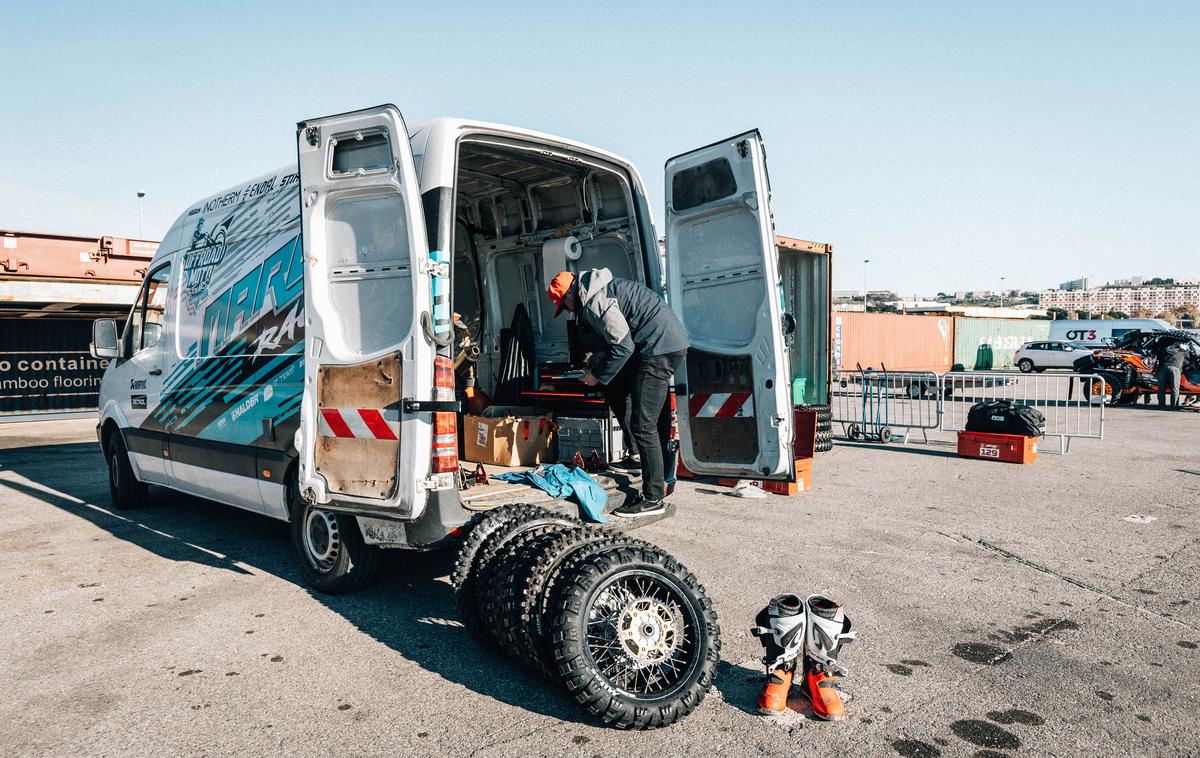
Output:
[90,104,795,593]
[1048,318,1174,347]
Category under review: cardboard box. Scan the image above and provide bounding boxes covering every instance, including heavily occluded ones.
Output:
[464,406,554,467]
[957,431,1038,464]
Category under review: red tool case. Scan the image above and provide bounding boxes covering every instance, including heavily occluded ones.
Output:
[957,431,1038,464]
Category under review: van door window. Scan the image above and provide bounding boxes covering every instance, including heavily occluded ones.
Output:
[126,263,172,356]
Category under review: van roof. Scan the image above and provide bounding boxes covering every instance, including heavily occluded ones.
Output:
[158,116,641,257]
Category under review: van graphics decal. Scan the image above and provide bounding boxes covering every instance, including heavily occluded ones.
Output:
[182,215,235,315]
[141,168,305,452]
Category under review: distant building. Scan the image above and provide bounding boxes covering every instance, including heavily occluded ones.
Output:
[1111,275,1145,287]
[903,304,1046,319]
[1059,276,1095,291]
[1040,282,1200,314]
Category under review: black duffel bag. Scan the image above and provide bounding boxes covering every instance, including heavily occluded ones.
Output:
[965,399,1045,437]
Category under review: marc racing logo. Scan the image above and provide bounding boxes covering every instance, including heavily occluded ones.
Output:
[183,215,234,315]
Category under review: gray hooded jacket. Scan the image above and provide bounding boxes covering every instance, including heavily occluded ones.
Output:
[574,268,688,384]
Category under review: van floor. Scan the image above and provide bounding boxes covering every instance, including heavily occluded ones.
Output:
[459,463,641,512]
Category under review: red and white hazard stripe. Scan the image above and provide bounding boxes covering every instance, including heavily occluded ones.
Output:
[688,392,755,418]
[318,408,401,440]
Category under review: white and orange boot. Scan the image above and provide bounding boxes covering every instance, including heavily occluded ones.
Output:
[800,595,856,721]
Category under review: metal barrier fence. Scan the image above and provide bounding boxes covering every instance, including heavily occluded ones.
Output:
[832,368,1108,453]
[832,368,943,443]
[939,371,1106,453]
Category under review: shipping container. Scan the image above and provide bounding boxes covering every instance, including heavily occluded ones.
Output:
[0,229,156,282]
[832,312,954,372]
[0,318,112,417]
[777,236,832,404]
[953,317,1051,371]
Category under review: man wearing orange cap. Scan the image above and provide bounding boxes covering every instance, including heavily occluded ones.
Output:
[548,268,688,517]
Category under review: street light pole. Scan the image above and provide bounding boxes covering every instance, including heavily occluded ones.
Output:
[863,259,870,311]
[137,192,146,239]
[1000,276,1006,309]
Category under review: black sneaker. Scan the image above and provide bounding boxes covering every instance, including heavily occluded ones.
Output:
[609,454,642,471]
[613,494,667,518]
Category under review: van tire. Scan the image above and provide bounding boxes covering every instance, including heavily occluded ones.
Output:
[289,488,379,595]
[547,543,720,729]
[106,434,150,509]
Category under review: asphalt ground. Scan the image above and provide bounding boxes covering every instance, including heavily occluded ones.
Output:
[1,406,1198,757]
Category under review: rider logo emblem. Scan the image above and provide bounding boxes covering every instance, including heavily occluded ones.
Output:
[182,215,235,314]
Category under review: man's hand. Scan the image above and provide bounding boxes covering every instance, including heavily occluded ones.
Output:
[580,371,600,387]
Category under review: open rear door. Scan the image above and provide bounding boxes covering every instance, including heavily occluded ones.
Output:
[296,105,435,517]
[664,131,793,480]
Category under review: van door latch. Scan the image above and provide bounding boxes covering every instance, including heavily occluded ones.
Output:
[402,399,462,414]
[419,258,449,277]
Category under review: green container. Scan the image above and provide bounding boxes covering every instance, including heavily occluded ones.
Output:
[792,377,808,405]
[953,317,1051,370]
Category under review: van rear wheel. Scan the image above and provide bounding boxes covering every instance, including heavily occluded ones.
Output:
[289,486,379,594]
[106,433,150,509]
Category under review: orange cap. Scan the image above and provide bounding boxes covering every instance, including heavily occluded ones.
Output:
[547,271,575,317]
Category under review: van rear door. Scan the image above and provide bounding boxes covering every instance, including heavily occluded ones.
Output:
[296,105,436,518]
[664,131,793,480]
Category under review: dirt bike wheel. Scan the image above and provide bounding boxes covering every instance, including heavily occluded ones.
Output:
[515,531,649,677]
[548,543,721,729]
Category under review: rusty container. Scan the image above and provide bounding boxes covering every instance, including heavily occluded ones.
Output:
[832,312,954,372]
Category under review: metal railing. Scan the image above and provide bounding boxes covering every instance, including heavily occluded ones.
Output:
[831,368,1108,453]
[939,371,1106,453]
[832,368,943,443]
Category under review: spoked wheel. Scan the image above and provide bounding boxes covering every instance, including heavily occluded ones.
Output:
[551,545,719,729]
[588,572,696,696]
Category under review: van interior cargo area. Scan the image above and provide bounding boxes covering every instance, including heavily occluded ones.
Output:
[447,138,652,505]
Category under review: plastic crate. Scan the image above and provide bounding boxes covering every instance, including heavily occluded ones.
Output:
[957,431,1038,464]
[556,416,627,463]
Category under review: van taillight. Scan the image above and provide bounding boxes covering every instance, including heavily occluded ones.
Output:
[432,356,458,474]
[669,392,678,440]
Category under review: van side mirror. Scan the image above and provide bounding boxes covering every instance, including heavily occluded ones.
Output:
[91,319,120,359]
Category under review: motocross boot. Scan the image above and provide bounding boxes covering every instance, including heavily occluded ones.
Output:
[757,662,794,715]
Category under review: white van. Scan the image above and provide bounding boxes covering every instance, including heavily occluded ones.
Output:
[91,105,795,592]
[1048,318,1173,347]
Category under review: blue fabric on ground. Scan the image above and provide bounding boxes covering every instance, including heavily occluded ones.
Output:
[492,464,609,523]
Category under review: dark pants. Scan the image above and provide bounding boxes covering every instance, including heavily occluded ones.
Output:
[621,350,686,501]
[601,359,638,453]
[1158,366,1182,408]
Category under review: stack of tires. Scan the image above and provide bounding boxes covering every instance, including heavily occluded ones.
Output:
[451,504,721,729]
[799,403,834,453]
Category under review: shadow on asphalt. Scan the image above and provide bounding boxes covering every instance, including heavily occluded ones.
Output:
[0,441,589,725]
[833,440,960,458]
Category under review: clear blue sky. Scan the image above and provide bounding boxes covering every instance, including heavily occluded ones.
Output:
[3,1,1197,295]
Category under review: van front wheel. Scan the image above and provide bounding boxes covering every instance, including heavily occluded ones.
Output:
[289,490,379,594]
[106,434,150,509]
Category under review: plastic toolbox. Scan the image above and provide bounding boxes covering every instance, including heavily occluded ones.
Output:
[957,431,1038,464]
[556,416,627,463]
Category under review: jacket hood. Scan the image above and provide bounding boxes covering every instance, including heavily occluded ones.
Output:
[576,268,614,302]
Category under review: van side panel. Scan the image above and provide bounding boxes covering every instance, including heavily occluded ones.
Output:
[140,168,303,518]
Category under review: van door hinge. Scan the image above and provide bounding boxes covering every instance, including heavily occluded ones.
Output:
[419,258,449,277]
[403,398,462,413]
